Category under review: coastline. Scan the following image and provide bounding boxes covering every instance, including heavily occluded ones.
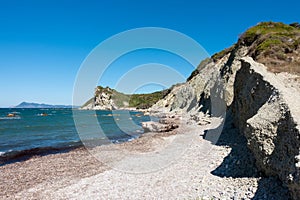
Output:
[0,108,150,166]
[0,143,83,166]
[0,146,108,199]
[1,21,299,199]
[0,112,291,199]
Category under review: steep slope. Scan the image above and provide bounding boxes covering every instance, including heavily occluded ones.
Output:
[233,57,300,198]
[151,22,300,199]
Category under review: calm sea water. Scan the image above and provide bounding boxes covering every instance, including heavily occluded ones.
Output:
[0,108,151,161]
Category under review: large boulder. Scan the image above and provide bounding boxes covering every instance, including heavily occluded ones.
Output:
[142,121,179,133]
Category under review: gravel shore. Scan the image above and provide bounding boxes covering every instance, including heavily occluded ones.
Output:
[0,114,291,199]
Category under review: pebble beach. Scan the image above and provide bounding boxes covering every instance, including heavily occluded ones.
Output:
[0,114,291,199]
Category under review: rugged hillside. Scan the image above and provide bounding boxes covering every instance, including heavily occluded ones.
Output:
[151,22,300,199]
[81,86,170,110]
[213,22,300,74]
[233,57,300,198]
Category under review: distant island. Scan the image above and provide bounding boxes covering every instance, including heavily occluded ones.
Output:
[14,102,77,109]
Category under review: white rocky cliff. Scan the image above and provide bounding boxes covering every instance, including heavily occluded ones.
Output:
[81,87,119,110]
[150,23,300,199]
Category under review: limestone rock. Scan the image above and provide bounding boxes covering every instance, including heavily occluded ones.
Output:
[142,121,179,133]
[150,47,300,198]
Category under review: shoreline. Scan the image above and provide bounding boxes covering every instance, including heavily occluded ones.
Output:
[0,111,173,198]
[0,108,151,166]
[0,112,291,199]
[0,146,108,199]
[0,143,83,166]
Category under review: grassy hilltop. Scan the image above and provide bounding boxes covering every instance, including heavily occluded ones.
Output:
[213,22,300,74]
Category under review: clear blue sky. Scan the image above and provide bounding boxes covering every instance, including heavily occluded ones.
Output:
[0,0,299,107]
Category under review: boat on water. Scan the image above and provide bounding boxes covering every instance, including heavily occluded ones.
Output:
[7,113,16,117]
[37,113,48,116]
[3,113,21,119]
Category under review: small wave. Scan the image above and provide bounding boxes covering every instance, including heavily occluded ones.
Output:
[36,113,52,116]
[0,117,21,120]
[0,149,13,157]
[112,135,136,144]
[102,114,113,117]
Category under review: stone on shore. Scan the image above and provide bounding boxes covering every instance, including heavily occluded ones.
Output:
[142,121,179,133]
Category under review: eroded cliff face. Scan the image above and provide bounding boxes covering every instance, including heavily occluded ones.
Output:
[82,87,118,110]
[151,43,300,198]
[151,46,248,114]
[233,57,300,199]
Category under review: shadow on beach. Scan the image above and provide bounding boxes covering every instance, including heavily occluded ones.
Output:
[204,116,292,199]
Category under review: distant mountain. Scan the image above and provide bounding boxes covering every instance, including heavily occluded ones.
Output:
[14,102,77,108]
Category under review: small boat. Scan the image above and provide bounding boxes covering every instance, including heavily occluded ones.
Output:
[7,113,16,117]
[38,113,48,116]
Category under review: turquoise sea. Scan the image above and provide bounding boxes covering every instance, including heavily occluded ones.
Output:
[0,108,151,163]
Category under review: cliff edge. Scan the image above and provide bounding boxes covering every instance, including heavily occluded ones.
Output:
[151,22,300,199]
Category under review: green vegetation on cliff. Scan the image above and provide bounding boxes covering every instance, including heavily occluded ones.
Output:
[211,22,300,74]
[84,86,170,109]
[129,91,169,109]
[211,45,236,62]
[240,22,300,74]
[240,22,296,46]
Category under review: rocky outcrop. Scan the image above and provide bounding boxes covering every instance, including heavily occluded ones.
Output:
[142,113,183,133]
[81,86,169,110]
[150,22,300,199]
[93,88,117,110]
[142,121,179,133]
[81,87,118,110]
[232,57,300,199]
[151,46,248,115]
